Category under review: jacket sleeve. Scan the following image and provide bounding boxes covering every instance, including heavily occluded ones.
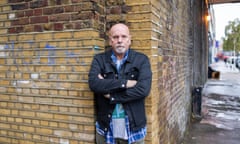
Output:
[109,55,152,103]
[88,55,127,94]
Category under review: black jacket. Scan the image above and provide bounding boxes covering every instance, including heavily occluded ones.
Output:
[88,49,152,132]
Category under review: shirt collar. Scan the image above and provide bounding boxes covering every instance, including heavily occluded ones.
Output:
[111,50,129,64]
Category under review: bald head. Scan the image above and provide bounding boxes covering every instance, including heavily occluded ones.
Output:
[109,23,130,37]
[108,23,131,59]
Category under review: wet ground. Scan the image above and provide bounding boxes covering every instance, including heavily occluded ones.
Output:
[182,61,240,144]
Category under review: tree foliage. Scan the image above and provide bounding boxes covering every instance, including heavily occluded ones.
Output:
[222,18,240,54]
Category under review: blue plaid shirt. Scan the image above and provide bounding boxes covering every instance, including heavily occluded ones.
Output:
[96,117,147,144]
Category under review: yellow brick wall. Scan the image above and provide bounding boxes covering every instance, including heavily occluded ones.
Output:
[0,30,104,144]
[124,0,195,144]
[0,1,104,144]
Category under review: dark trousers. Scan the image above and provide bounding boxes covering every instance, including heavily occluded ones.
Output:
[96,132,145,144]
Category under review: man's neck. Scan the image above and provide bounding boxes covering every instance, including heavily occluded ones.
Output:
[116,55,124,60]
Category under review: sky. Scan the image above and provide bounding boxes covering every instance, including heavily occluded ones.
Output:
[213,3,240,40]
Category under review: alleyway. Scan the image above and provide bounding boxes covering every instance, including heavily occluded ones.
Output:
[182,61,240,144]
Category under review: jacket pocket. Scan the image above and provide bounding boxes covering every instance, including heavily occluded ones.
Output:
[101,67,115,79]
[126,67,139,80]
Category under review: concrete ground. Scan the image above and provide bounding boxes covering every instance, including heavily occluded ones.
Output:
[182,61,240,144]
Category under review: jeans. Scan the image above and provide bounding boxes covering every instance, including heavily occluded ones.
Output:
[96,132,145,144]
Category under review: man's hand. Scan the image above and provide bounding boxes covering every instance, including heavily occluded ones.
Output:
[98,74,104,79]
[103,94,110,99]
[127,80,137,88]
[98,74,137,98]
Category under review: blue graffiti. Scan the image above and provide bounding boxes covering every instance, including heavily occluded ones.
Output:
[45,44,56,65]
[4,41,16,64]
[2,41,99,66]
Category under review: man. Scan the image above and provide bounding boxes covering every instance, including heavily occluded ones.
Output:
[88,23,152,144]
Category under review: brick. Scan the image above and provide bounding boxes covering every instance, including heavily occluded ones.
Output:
[15,26,24,33]
[18,96,34,103]
[19,125,34,132]
[108,6,122,14]
[1,26,9,33]
[11,109,19,115]
[0,0,7,4]
[106,0,125,6]
[73,99,94,106]
[25,10,33,17]
[53,7,64,14]
[126,0,149,5]
[64,5,74,12]
[30,16,48,24]
[35,33,52,40]
[74,2,94,11]
[19,110,35,117]
[83,108,94,115]
[54,130,72,137]
[23,25,33,32]
[11,3,28,10]
[74,133,95,141]
[18,34,34,41]
[49,89,58,95]
[0,80,9,86]
[16,11,24,17]
[54,32,72,39]
[0,108,11,115]
[73,30,99,38]
[0,14,7,20]
[68,91,78,96]
[15,117,23,123]
[34,25,43,32]
[32,119,40,125]
[33,9,43,16]
[74,21,93,29]
[35,97,52,103]
[49,121,58,127]
[72,0,84,3]
[8,0,23,3]
[53,23,63,31]
[8,27,24,34]
[37,112,53,119]
[43,7,53,15]
[30,0,48,9]
[49,14,70,22]
[54,114,69,120]
[36,127,52,135]
[53,97,72,105]
[58,41,67,47]
[19,140,34,144]
[40,120,49,126]
[71,12,89,20]
[126,13,151,20]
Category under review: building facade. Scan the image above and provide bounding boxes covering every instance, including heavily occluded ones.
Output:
[0,0,209,144]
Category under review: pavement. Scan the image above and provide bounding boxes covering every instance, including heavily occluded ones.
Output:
[182,61,240,144]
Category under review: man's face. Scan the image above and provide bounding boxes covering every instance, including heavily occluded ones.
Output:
[109,24,131,57]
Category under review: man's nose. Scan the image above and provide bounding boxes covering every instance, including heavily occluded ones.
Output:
[117,37,123,42]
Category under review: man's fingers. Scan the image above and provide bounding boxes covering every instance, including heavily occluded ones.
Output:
[104,94,110,99]
[98,74,104,79]
[127,80,137,88]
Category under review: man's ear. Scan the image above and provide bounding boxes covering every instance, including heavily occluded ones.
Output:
[109,38,112,46]
[129,35,132,45]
